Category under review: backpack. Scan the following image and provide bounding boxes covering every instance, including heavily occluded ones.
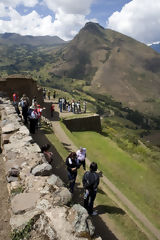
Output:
[83,171,99,190]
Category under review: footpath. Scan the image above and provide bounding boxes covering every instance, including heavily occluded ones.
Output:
[44,100,160,240]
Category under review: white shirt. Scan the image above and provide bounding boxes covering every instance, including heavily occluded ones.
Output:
[76,148,86,161]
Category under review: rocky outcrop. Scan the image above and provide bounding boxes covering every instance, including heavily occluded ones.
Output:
[0,96,101,240]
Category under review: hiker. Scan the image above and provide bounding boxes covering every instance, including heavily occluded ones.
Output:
[32,96,37,108]
[53,90,56,99]
[66,152,79,193]
[59,98,63,112]
[82,162,100,215]
[41,143,53,164]
[48,90,51,100]
[29,108,39,134]
[37,104,43,127]
[51,103,55,117]
[83,101,87,113]
[19,94,29,124]
[12,92,18,104]
[76,147,86,170]
[43,88,46,99]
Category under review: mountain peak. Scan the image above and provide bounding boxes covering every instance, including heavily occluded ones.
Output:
[81,22,105,37]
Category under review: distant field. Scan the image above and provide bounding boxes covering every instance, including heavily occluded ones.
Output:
[61,125,160,231]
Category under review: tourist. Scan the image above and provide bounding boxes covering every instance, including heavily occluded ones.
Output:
[41,143,53,164]
[43,88,46,99]
[76,147,86,170]
[29,107,39,134]
[66,152,79,193]
[83,101,87,113]
[51,103,55,117]
[19,94,29,124]
[48,90,51,100]
[82,162,100,215]
[37,104,43,127]
[12,92,18,104]
[32,96,37,108]
[53,90,56,99]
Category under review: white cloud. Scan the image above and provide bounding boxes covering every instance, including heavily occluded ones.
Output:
[0,0,38,8]
[0,3,9,17]
[43,0,94,15]
[0,0,96,40]
[107,0,160,44]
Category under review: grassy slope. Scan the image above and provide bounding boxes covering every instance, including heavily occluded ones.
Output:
[60,124,160,231]
[42,122,148,240]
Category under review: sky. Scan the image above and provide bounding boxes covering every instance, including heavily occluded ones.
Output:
[0,0,160,44]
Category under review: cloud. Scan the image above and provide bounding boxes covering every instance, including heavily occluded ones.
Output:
[0,0,96,40]
[107,0,160,44]
[43,0,94,15]
[0,0,38,8]
[0,3,9,17]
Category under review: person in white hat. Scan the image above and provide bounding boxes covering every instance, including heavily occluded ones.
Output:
[76,147,86,170]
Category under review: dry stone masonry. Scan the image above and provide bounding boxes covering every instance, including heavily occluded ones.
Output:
[0,94,101,240]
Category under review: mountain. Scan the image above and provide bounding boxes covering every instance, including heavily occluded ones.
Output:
[1,24,160,116]
[49,22,160,116]
[149,42,160,53]
[0,33,66,46]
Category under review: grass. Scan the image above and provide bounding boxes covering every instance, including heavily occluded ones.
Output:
[60,123,160,231]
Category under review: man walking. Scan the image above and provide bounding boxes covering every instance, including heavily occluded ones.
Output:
[82,162,100,215]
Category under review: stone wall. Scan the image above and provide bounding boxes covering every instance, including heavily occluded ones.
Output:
[63,114,102,132]
[0,75,43,105]
[0,96,101,240]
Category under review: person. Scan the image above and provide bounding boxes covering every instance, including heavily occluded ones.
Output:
[29,108,39,134]
[48,90,51,100]
[66,152,79,193]
[43,88,46,99]
[32,96,37,108]
[51,103,55,117]
[13,92,18,103]
[82,162,100,215]
[41,144,53,164]
[83,101,87,113]
[53,90,56,99]
[76,147,86,170]
[19,94,29,124]
[37,104,43,127]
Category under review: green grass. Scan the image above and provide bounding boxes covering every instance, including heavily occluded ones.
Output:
[43,123,150,240]
[60,124,160,231]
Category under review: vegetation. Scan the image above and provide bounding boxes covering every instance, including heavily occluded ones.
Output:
[11,219,34,240]
[40,122,149,240]
[11,186,24,196]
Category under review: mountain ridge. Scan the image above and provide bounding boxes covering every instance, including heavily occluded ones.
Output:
[0,32,66,46]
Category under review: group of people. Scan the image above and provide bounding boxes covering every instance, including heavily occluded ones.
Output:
[58,98,87,114]
[43,88,56,101]
[12,92,45,134]
[12,92,99,216]
[66,147,100,216]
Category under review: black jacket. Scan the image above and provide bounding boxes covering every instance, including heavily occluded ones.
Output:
[82,171,99,191]
[66,157,78,174]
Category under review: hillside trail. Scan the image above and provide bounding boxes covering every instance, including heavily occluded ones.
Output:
[33,99,160,240]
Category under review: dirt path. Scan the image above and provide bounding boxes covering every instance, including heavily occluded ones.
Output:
[0,154,11,240]
[43,100,160,240]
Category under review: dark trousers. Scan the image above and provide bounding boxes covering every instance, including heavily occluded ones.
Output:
[79,160,86,170]
[84,190,97,214]
[22,106,28,124]
[29,118,37,134]
[68,171,77,193]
